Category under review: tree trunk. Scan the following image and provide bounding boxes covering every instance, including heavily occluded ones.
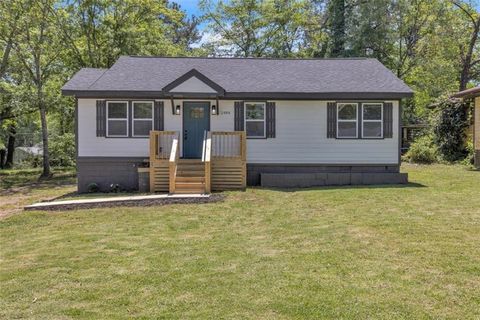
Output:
[0,149,5,169]
[329,0,346,57]
[5,124,16,168]
[39,98,50,177]
[459,17,480,91]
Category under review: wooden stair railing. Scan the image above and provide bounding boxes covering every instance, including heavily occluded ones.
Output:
[168,134,180,194]
[202,131,212,193]
[210,131,246,190]
[150,130,246,193]
[149,131,178,192]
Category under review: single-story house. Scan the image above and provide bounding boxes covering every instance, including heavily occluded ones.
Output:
[62,56,413,193]
[452,86,480,168]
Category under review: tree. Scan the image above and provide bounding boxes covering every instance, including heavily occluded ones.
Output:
[328,0,346,57]
[0,1,24,167]
[55,0,199,70]
[200,0,269,57]
[434,97,470,161]
[0,1,21,80]
[11,0,64,177]
[200,0,310,57]
[451,1,480,91]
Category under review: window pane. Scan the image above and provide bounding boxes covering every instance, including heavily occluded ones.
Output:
[134,120,152,136]
[338,104,357,120]
[363,104,382,120]
[363,122,382,137]
[134,102,152,119]
[338,122,357,137]
[108,120,127,136]
[246,121,265,137]
[245,103,265,120]
[108,102,127,118]
[190,107,205,119]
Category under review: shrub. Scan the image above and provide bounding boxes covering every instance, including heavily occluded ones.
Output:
[87,183,99,193]
[49,133,76,167]
[404,135,438,164]
[16,154,42,168]
[462,140,475,166]
[109,183,121,193]
[433,98,470,162]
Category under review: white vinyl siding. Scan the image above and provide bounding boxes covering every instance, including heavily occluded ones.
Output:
[245,100,399,164]
[169,76,218,93]
[78,99,399,163]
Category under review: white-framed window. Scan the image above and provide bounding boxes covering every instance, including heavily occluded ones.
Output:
[362,103,383,138]
[132,101,154,137]
[245,102,266,138]
[337,103,358,138]
[107,101,128,137]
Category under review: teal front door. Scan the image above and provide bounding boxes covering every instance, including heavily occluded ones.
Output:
[183,102,210,158]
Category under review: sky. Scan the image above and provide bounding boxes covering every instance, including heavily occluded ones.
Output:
[175,0,204,18]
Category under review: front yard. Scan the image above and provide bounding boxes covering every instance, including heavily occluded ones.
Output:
[1,164,479,319]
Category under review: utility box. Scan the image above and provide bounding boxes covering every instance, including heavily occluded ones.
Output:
[138,167,150,192]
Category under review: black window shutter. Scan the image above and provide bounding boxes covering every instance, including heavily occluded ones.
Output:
[383,102,393,138]
[266,102,276,138]
[154,101,164,131]
[358,103,362,139]
[234,101,244,131]
[327,102,337,138]
[96,100,106,137]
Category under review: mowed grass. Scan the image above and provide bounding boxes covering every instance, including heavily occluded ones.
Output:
[0,168,76,218]
[1,165,479,319]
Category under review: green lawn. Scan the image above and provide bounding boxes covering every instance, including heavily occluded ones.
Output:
[0,168,77,218]
[1,165,479,319]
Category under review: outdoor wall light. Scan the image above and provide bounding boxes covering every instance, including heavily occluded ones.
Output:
[175,105,181,115]
[211,104,217,115]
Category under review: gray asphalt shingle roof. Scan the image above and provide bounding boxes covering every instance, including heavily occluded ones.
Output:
[63,68,107,90]
[62,56,413,98]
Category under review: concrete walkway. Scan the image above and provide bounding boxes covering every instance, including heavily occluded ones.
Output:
[25,193,212,211]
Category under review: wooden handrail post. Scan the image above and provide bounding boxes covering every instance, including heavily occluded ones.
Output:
[149,131,156,161]
[168,134,179,194]
[204,131,212,193]
[240,131,246,188]
[149,131,157,193]
[240,131,246,161]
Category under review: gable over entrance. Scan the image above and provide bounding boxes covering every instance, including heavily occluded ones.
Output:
[162,69,225,96]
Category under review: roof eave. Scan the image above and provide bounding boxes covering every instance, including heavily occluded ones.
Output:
[62,90,413,100]
[451,87,480,99]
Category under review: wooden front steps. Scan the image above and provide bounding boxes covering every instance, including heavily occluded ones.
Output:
[174,160,206,194]
[149,131,246,194]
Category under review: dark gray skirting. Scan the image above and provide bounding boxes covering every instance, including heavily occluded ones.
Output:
[247,163,403,186]
[261,172,408,188]
[77,157,147,193]
[77,159,407,192]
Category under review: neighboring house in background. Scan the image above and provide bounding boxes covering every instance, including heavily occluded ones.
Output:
[13,144,43,164]
[62,56,413,193]
[401,123,429,154]
[452,86,480,168]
